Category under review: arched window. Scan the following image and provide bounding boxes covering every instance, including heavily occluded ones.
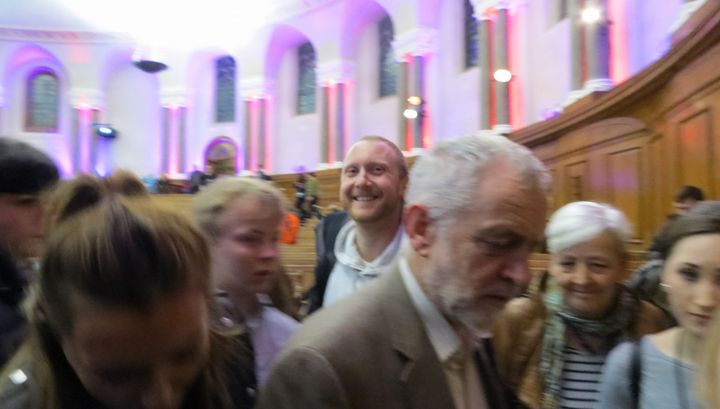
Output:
[215,55,236,123]
[464,0,479,68]
[25,68,59,132]
[297,42,316,115]
[378,15,397,97]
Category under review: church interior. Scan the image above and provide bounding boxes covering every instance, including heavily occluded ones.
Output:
[1,0,718,275]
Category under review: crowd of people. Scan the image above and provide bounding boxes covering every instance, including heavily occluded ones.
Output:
[0,134,719,409]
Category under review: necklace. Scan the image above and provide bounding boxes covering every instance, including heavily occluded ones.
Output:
[674,330,691,409]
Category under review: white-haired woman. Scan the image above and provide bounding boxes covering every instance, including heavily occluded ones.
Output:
[494,201,668,409]
[598,211,720,409]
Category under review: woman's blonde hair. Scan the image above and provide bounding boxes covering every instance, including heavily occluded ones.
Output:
[192,176,287,240]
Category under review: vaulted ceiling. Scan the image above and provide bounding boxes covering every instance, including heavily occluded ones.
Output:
[0,0,335,32]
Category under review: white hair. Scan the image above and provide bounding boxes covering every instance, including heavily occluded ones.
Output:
[545,201,633,253]
[405,133,551,222]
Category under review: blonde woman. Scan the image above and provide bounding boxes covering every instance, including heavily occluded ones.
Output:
[193,177,300,386]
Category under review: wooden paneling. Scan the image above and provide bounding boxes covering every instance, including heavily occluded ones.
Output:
[676,109,713,190]
[607,148,642,239]
[507,1,720,248]
[565,161,588,202]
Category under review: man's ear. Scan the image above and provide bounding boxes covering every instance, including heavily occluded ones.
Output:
[403,204,435,257]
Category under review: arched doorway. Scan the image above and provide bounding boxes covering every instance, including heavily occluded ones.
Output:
[204,137,238,175]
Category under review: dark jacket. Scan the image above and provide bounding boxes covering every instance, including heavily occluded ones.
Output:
[0,247,26,369]
[307,211,348,314]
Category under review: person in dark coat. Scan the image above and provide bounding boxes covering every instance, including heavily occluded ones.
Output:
[0,138,58,368]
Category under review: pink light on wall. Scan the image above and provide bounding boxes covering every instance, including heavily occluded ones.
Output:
[78,107,93,173]
[343,79,353,157]
[167,106,180,175]
[248,98,258,171]
[263,97,273,172]
[508,6,523,130]
[609,0,629,84]
[327,82,337,162]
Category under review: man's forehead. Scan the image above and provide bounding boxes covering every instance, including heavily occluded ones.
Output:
[344,140,397,164]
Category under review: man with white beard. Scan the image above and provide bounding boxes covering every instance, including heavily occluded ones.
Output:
[259,133,550,409]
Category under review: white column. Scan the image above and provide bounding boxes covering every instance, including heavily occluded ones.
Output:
[160,89,189,176]
[69,89,104,175]
[316,61,354,166]
[240,78,274,172]
[393,27,438,152]
[583,0,613,93]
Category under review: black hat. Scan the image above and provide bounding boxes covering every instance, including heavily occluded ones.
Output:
[0,137,59,194]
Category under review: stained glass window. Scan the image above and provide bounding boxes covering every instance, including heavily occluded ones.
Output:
[464,0,479,69]
[297,42,316,115]
[26,69,59,132]
[378,15,397,97]
[215,56,236,123]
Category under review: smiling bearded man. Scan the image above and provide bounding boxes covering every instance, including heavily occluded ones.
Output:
[307,136,408,312]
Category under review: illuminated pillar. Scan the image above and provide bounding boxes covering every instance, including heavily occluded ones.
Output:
[335,82,347,162]
[568,0,585,98]
[241,78,273,172]
[393,28,437,151]
[70,90,103,175]
[396,59,410,150]
[160,90,188,176]
[584,0,613,92]
[493,3,512,134]
[320,84,330,163]
[478,15,493,130]
[0,86,5,135]
[317,61,353,166]
[244,100,253,170]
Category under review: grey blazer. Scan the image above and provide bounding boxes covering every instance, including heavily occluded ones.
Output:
[258,267,512,409]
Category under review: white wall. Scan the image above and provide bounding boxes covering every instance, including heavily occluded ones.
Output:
[519,0,571,123]
[274,48,321,173]
[104,62,161,176]
[434,0,480,141]
[352,19,400,147]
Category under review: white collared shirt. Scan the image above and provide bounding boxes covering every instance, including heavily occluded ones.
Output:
[399,258,488,409]
[323,220,404,307]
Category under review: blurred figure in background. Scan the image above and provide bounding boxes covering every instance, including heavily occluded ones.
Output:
[193,177,299,386]
[494,201,668,409]
[0,138,58,368]
[105,169,149,197]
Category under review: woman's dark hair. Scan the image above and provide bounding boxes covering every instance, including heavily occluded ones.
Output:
[0,137,59,195]
[674,185,705,202]
[660,212,720,260]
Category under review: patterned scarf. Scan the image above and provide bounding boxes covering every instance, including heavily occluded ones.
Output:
[538,278,640,409]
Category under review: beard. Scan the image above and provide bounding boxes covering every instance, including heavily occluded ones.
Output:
[425,263,519,339]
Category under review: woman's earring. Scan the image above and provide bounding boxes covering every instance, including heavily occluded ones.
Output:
[660,282,671,290]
